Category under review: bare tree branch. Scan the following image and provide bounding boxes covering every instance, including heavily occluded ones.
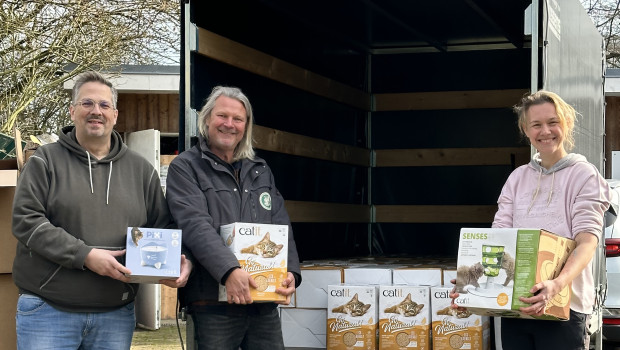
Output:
[0,0,180,137]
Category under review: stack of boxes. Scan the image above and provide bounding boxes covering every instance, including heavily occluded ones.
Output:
[0,158,19,350]
[280,257,492,350]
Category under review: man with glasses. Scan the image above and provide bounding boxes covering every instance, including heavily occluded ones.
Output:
[11,70,192,349]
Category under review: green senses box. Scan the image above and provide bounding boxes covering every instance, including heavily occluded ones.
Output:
[455,228,576,320]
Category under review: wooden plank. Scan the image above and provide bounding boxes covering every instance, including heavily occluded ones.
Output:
[158,95,169,133]
[374,89,529,111]
[285,200,370,223]
[160,285,178,320]
[374,205,497,223]
[160,155,177,166]
[137,94,148,131]
[168,94,179,133]
[147,94,158,130]
[253,125,370,167]
[196,27,371,111]
[374,147,531,167]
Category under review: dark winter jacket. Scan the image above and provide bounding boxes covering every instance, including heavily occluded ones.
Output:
[12,126,173,312]
[165,136,301,307]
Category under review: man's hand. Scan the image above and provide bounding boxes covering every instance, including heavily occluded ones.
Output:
[160,254,193,288]
[84,248,131,283]
[225,268,257,305]
[275,272,296,305]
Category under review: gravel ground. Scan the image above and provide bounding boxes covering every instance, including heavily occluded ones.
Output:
[131,321,187,350]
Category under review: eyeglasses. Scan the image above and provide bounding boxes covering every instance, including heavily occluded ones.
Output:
[74,99,115,111]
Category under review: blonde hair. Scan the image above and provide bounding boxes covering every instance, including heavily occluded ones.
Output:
[197,86,255,161]
[514,90,576,151]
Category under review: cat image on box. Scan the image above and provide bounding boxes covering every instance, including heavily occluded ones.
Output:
[131,226,143,246]
[383,293,424,317]
[332,293,371,316]
[456,252,515,293]
[240,232,283,258]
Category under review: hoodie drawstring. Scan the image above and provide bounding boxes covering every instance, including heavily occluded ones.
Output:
[107,161,112,205]
[86,151,112,205]
[86,152,94,194]
[527,168,554,214]
[527,169,542,214]
[547,172,555,206]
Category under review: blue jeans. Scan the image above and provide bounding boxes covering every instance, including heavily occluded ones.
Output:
[190,303,284,350]
[16,294,135,350]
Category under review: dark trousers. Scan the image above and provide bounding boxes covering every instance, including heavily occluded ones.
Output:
[189,303,285,350]
[501,310,590,350]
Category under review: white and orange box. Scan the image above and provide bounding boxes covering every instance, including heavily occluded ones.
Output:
[218,222,288,302]
[455,227,576,320]
[431,285,490,350]
[379,285,430,349]
[327,284,378,350]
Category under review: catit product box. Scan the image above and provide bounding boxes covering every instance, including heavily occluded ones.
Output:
[379,285,430,350]
[431,286,490,350]
[455,227,576,320]
[218,222,288,302]
[125,227,182,283]
[327,284,378,350]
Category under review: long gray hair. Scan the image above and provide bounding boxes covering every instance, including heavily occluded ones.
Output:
[197,86,255,161]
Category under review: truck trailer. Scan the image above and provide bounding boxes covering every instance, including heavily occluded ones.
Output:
[179,0,606,348]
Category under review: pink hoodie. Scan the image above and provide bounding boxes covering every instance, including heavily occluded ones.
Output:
[492,153,611,314]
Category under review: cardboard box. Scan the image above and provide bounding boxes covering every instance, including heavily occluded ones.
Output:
[296,266,343,308]
[0,159,18,274]
[125,227,182,283]
[281,308,327,348]
[327,284,378,350]
[379,285,431,350]
[392,268,443,286]
[442,269,457,286]
[343,266,393,285]
[431,285,490,350]
[455,227,576,320]
[0,274,18,350]
[218,222,288,302]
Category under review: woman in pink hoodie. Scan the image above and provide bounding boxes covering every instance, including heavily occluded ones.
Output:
[494,90,611,350]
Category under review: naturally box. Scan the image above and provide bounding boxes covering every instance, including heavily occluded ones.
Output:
[218,222,288,302]
[125,227,182,283]
[455,227,576,320]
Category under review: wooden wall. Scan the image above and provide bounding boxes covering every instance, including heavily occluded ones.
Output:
[194,27,530,225]
[115,93,179,134]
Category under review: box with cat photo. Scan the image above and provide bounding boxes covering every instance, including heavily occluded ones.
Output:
[431,285,490,350]
[455,227,576,320]
[218,222,288,302]
[125,227,182,284]
[379,285,430,350]
[327,284,378,350]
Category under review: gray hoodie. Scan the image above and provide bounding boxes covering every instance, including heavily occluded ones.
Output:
[12,126,173,312]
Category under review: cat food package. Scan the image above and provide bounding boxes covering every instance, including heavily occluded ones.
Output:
[379,285,431,350]
[125,227,182,284]
[455,227,576,320]
[218,222,288,302]
[431,285,490,350]
[327,284,378,350]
